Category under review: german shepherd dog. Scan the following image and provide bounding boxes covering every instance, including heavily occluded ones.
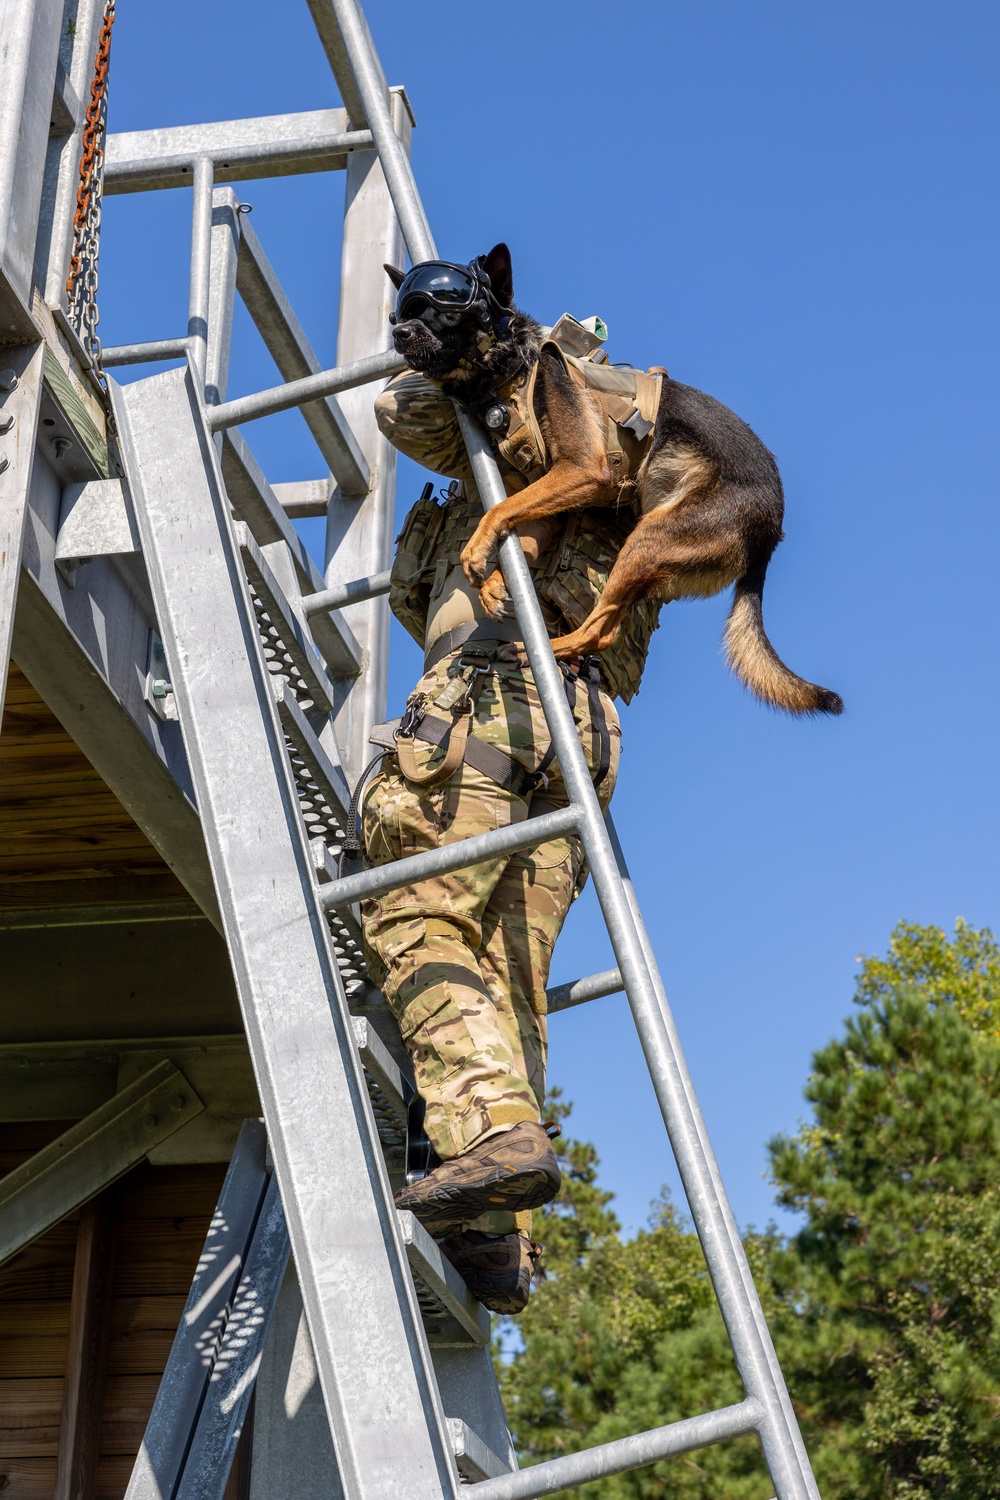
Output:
[385,244,842,715]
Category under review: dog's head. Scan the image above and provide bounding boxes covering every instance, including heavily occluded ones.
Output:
[384,243,515,381]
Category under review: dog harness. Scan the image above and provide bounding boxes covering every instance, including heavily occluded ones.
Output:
[493,340,666,499]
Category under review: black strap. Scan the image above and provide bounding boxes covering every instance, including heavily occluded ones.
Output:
[584,658,612,788]
[339,749,390,876]
[423,620,524,673]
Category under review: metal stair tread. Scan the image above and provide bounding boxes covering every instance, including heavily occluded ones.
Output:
[447,1418,510,1483]
[397,1210,491,1348]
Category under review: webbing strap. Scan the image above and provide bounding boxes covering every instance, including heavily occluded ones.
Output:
[423,620,523,673]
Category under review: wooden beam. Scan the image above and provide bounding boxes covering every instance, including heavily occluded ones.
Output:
[54,1188,118,1500]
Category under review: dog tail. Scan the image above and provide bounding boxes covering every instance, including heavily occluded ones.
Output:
[724,559,843,716]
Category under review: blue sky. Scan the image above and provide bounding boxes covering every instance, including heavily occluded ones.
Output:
[101,2,1000,1235]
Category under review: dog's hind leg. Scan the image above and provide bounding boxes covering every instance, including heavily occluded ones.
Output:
[550,498,745,658]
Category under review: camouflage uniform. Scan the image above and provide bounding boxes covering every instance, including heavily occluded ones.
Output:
[363,371,634,1233]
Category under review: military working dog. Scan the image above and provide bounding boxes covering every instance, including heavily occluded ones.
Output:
[385,243,842,716]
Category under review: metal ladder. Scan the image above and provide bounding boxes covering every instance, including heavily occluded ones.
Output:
[89,2,825,1496]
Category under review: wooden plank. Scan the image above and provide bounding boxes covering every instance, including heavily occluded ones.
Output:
[112,1224,209,1298]
[55,1190,119,1500]
[96,1454,139,1500]
[98,1374,159,1454]
[0,1456,58,1497]
[0,1377,63,1453]
[116,1164,225,1222]
[0,1223,78,1302]
[0,1300,70,1377]
[0,875,191,911]
[106,1295,186,1377]
[0,663,192,900]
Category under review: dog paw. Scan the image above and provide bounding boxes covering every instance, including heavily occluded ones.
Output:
[460,531,495,586]
[479,571,509,620]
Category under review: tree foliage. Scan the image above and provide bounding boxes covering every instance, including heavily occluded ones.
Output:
[500,923,1000,1497]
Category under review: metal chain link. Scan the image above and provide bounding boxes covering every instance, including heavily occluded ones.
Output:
[66,0,117,373]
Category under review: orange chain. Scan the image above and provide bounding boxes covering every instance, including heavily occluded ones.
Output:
[65,0,117,307]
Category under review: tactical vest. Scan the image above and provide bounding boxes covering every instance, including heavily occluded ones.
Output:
[390,486,660,704]
[495,339,665,499]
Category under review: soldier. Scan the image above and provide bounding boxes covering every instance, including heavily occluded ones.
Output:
[360,362,660,1314]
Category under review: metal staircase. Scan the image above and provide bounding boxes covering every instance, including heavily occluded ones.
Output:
[0,1,823,1495]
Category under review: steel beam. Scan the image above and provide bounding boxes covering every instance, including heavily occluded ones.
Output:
[236,213,369,495]
[0,343,44,721]
[105,112,372,193]
[205,187,241,409]
[175,1173,291,1500]
[112,363,459,1500]
[271,478,330,518]
[221,429,324,593]
[323,84,412,779]
[0,0,64,334]
[0,1062,204,1267]
[124,1120,270,1500]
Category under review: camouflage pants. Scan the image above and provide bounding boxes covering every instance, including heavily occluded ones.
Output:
[361,648,620,1176]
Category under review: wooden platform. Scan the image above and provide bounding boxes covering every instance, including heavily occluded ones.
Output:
[0,662,192,913]
[0,1125,249,1499]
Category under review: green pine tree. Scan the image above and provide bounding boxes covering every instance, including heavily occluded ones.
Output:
[499,923,1000,1498]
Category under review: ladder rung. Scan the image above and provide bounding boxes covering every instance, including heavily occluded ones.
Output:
[221,428,324,593]
[447,1419,509,1483]
[545,967,623,1014]
[468,1398,760,1500]
[397,1211,491,1349]
[320,805,580,911]
[301,567,392,618]
[208,347,406,432]
[103,336,191,367]
[105,113,373,193]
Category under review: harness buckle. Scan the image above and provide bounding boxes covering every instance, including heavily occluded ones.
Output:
[452,657,491,714]
[398,694,427,739]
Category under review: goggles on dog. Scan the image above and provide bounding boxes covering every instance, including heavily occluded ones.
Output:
[390,263,482,324]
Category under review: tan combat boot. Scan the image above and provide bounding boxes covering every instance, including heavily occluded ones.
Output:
[394,1120,560,1239]
[440,1231,542,1315]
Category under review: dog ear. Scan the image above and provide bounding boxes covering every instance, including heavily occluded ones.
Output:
[481,243,513,306]
[384,264,407,290]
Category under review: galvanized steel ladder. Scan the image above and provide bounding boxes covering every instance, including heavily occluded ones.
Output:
[82,2,825,1496]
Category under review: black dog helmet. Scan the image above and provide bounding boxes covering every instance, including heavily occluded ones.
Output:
[390,259,507,326]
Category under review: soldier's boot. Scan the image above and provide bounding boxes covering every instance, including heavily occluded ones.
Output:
[440,1231,542,1315]
[394,1120,561,1239]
